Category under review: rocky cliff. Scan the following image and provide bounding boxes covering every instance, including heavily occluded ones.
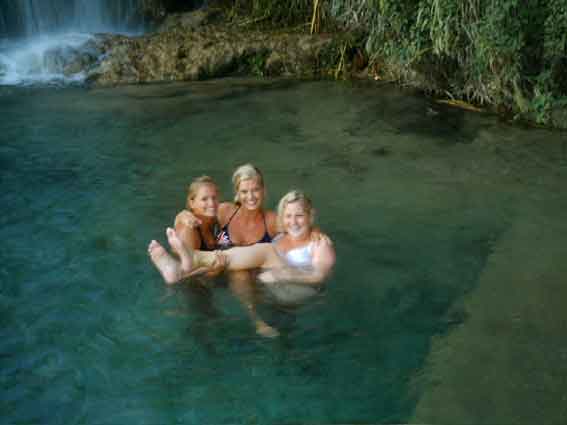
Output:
[46,10,341,86]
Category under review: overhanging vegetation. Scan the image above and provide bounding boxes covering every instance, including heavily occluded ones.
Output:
[219,0,567,126]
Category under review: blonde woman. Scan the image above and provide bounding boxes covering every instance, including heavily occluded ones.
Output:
[149,176,224,281]
[174,175,220,252]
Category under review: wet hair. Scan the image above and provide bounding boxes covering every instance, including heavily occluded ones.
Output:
[232,163,265,204]
[186,175,218,211]
[276,190,315,231]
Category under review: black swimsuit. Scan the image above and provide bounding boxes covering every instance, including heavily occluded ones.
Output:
[216,206,272,249]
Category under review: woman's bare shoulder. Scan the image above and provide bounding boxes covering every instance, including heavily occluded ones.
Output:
[218,202,238,225]
[174,210,191,227]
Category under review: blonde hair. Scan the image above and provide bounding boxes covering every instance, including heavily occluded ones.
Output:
[232,163,265,204]
[186,175,218,211]
[276,190,315,231]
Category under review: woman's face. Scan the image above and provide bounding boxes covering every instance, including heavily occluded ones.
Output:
[237,178,264,211]
[283,201,310,239]
[189,184,219,218]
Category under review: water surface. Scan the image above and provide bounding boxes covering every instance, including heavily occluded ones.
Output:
[1,79,567,424]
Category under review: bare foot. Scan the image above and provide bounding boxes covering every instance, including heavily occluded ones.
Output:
[166,227,194,274]
[256,320,279,338]
[148,239,182,285]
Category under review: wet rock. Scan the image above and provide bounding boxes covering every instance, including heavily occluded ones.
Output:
[265,52,284,77]
[43,36,109,77]
[156,9,218,33]
[43,45,95,76]
[85,11,338,86]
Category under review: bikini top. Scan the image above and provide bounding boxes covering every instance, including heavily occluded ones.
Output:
[272,234,314,269]
[216,205,272,249]
[281,243,314,269]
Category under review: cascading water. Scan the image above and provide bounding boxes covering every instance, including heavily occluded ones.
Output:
[0,0,147,85]
[1,0,146,37]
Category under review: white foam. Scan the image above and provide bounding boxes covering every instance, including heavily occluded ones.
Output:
[0,33,96,86]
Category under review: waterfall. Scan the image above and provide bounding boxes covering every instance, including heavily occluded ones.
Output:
[0,0,146,37]
[0,0,148,85]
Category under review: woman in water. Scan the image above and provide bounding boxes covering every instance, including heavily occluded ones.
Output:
[175,175,220,252]
[176,164,280,336]
[149,190,336,302]
[151,175,225,278]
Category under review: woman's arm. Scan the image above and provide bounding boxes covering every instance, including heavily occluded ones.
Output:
[174,209,201,229]
[175,202,237,230]
[174,212,201,249]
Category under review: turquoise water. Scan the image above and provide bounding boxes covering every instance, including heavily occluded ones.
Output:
[2,79,567,424]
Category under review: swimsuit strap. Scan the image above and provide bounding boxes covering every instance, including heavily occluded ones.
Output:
[216,206,240,249]
[258,212,273,243]
[225,205,241,227]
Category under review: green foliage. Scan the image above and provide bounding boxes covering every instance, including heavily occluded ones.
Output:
[531,87,553,125]
[328,0,567,125]
[210,0,567,125]
[246,49,268,77]
[228,0,314,27]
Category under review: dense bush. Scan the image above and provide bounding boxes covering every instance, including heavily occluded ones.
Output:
[331,0,567,123]
[227,0,567,124]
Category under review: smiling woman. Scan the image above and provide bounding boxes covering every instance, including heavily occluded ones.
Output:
[215,163,278,248]
[174,175,220,252]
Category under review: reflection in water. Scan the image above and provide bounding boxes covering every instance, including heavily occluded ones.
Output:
[1,80,567,424]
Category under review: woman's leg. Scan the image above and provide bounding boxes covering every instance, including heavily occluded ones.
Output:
[166,227,283,273]
[148,228,220,284]
[148,239,184,285]
[228,270,279,338]
[222,244,283,270]
[150,228,284,285]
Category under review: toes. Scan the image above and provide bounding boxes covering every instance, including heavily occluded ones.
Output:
[148,240,165,257]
